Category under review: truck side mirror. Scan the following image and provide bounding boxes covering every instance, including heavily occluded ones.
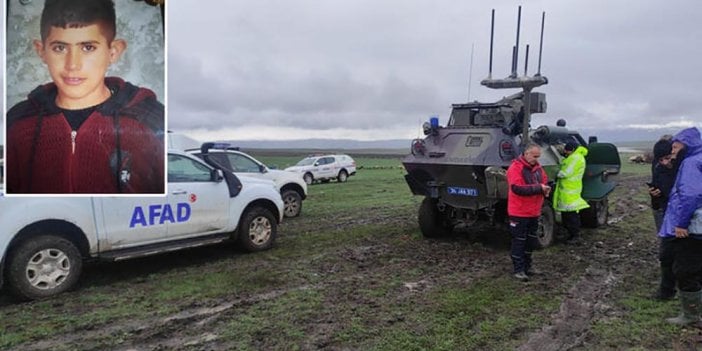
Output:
[212,169,225,182]
[588,136,598,144]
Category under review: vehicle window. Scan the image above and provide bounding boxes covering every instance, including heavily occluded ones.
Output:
[192,152,231,171]
[449,108,474,127]
[323,157,335,165]
[168,154,212,182]
[296,158,315,166]
[228,154,261,173]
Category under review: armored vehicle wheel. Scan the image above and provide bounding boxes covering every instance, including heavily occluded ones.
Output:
[6,235,83,300]
[535,205,555,249]
[581,198,609,228]
[418,197,453,238]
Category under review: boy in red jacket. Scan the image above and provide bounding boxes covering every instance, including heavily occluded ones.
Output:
[506,143,551,281]
[6,0,164,194]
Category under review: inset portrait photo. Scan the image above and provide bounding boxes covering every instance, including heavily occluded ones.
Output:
[5,0,165,195]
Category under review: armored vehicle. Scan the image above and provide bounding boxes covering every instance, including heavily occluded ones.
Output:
[402,8,621,247]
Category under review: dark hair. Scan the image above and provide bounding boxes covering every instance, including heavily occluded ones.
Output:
[564,141,578,152]
[40,0,116,42]
[653,139,672,159]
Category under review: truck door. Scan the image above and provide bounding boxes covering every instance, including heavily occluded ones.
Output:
[97,197,171,250]
[582,142,621,200]
[166,154,230,239]
[319,157,335,178]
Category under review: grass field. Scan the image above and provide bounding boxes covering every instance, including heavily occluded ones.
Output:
[0,153,698,350]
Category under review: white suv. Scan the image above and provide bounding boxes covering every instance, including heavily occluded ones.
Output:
[189,144,308,218]
[285,154,357,185]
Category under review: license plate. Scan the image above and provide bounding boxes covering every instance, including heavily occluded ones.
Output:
[447,187,478,196]
[466,136,483,147]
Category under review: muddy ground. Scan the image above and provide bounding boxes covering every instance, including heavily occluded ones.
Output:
[2,172,700,350]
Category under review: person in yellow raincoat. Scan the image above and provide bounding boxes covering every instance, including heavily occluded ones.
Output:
[553,140,590,244]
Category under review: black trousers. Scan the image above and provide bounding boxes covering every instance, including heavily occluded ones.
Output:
[672,237,702,292]
[561,211,581,238]
[509,216,539,273]
[659,237,676,294]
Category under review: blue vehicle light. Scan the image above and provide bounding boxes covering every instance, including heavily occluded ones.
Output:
[430,116,439,128]
[211,142,231,149]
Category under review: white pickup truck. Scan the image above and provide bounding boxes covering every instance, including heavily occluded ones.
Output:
[0,150,283,300]
[188,143,308,218]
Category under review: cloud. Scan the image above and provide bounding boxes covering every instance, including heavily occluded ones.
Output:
[625,119,701,130]
[5,1,700,145]
[184,124,421,143]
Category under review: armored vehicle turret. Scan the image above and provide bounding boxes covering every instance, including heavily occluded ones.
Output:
[402,7,621,247]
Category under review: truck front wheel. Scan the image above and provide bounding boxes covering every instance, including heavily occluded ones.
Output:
[6,235,83,300]
[418,197,453,238]
[535,205,555,249]
[581,198,609,228]
[238,207,277,252]
[281,190,303,218]
[303,173,314,185]
[337,170,348,183]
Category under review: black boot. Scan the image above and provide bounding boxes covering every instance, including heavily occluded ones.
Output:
[656,264,677,300]
[566,232,582,245]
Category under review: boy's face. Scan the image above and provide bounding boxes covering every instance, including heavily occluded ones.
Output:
[34,24,125,109]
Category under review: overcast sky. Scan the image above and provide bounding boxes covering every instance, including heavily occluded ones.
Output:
[3,1,702,145]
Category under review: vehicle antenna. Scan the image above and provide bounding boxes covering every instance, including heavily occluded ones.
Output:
[536,11,545,76]
[417,116,422,139]
[510,6,521,78]
[481,7,548,147]
[488,9,495,79]
[524,44,530,76]
[468,43,475,101]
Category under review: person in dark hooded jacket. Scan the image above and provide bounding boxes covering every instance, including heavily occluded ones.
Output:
[649,136,678,300]
[659,127,702,325]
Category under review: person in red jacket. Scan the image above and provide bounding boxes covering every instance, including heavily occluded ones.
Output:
[506,143,551,281]
[5,0,163,194]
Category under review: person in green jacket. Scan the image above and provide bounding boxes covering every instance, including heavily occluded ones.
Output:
[553,141,590,244]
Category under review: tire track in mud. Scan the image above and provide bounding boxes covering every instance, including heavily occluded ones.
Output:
[16,285,318,351]
[13,238,508,351]
[10,208,422,351]
[519,173,651,351]
[518,267,617,351]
